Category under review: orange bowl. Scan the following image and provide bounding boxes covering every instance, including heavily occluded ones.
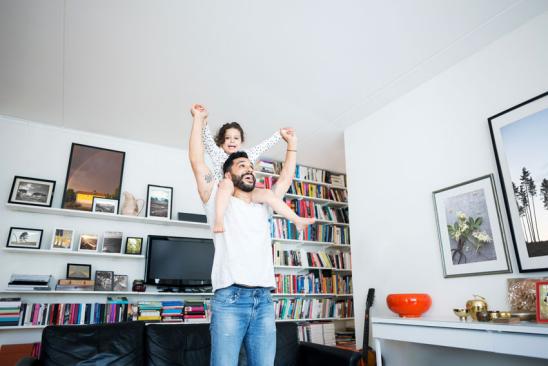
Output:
[386,293,432,318]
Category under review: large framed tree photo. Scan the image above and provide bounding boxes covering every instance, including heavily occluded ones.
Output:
[489,91,548,272]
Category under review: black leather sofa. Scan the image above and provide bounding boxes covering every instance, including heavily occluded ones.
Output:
[17,321,361,365]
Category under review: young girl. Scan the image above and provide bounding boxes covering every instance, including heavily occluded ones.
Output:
[194,105,315,233]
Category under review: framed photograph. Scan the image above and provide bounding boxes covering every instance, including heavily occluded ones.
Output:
[94,271,114,291]
[6,227,43,249]
[102,231,123,253]
[8,176,55,207]
[51,228,75,250]
[508,277,548,312]
[433,174,512,277]
[66,263,92,280]
[113,275,129,292]
[92,197,119,215]
[146,184,173,219]
[62,143,125,212]
[78,234,99,252]
[125,237,143,255]
[489,91,548,272]
[536,281,548,323]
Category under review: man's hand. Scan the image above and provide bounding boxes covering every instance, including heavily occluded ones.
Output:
[191,104,208,122]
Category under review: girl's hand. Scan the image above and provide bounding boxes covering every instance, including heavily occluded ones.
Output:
[191,104,208,121]
[280,128,297,145]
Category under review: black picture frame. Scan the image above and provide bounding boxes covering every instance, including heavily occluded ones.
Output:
[125,237,143,255]
[488,91,548,272]
[146,184,173,219]
[66,263,92,280]
[94,270,114,291]
[8,176,56,207]
[61,143,125,212]
[6,227,43,249]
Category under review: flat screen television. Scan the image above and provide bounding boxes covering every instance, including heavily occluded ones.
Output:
[145,235,214,290]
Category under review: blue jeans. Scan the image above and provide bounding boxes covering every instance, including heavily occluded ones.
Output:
[210,285,276,366]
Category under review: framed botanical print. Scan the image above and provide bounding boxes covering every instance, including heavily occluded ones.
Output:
[433,174,512,277]
[62,143,125,212]
[489,91,548,272]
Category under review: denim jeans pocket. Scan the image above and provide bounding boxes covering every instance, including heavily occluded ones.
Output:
[213,286,240,304]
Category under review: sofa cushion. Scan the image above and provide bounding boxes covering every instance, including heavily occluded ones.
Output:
[146,324,211,366]
[40,321,145,366]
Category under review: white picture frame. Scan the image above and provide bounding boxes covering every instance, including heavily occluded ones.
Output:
[51,228,75,251]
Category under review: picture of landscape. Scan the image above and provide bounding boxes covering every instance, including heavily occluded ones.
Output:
[79,234,98,251]
[62,144,125,211]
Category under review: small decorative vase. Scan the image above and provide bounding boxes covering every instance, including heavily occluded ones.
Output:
[121,191,144,216]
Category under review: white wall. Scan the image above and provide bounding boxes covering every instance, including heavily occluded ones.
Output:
[0,116,210,341]
[345,10,548,365]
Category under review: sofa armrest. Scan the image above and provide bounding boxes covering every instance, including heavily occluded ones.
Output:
[297,342,362,366]
[15,356,41,366]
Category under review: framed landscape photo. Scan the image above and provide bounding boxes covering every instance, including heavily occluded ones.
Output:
[433,174,512,278]
[51,228,75,250]
[102,231,123,253]
[78,234,99,252]
[125,237,143,255]
[92,197,119,215]
[6,227,43,249]
[8,176,55,207]
[66,263,92,280]
[489,91,548,272]
[146,184,173,219]
[113,275,129,292]
[94,271,114,291]
[62,143,125,212]
[536,281,548,323]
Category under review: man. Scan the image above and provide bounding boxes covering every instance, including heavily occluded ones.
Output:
[188,104,298,365]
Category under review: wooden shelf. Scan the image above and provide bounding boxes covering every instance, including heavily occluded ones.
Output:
[6,203,210,228]
[3,247,145,259]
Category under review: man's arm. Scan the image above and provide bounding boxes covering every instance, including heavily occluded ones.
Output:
[272,128,297,199]
[189,104,215,203]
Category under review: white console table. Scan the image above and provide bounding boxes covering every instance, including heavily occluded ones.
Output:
[372,316,548,365]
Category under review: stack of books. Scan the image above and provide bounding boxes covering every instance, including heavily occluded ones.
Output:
[161,300,184,323]
[335,328,356,347]
[328,174,346,188]
[0,297,21,326]
[184,301,208,323]
[55,279,94,291]
[8,274,53,291]
[137,301,162,322]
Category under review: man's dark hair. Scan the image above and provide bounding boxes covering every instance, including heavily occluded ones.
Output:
[215,122,245,147]
[223,151,249,175]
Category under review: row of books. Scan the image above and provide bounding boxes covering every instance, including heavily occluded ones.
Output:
[297,322,336,346]
[284,200,349,223]
[288,182,330,200]
[274,298,353,320]
[9,298,211,326]
[272,244,352,269]
[0,297,22,326]
[336,299,354,319]
[328,188,348,203]
[271,218,351,244]
[257,160,345,188]
[274,272,353,295]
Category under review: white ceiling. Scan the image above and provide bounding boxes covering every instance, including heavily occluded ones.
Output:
[1,0,547,172]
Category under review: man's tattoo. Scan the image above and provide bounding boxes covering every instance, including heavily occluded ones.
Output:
[204,173,213,183]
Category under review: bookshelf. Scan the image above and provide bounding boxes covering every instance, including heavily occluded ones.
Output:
[1,164,353,344]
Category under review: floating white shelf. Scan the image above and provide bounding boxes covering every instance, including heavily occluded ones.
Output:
[274,265,352,272]
[3,247,145,259]
[284,194,348,208]
[5,203,210,228]
[271,238,351,248]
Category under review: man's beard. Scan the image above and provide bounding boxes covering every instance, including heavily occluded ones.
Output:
[232,173,256,192]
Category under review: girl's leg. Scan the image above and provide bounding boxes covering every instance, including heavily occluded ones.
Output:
[213,178,234,233]
[252,189,315,231]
